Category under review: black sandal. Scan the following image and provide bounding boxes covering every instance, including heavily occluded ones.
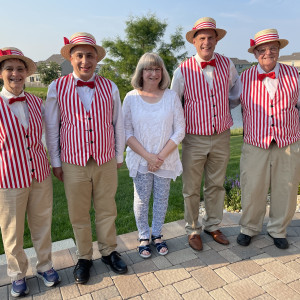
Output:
[151,235,168,256]
[138,239,152,258]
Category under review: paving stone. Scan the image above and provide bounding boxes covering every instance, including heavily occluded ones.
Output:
[206,240,231,252]
[64,267,76,284]
[286,227,299,237]
[196,249,229,269]
[152,256,172,270]
[71,295,92,300]
[219,226,241,237]
[263,260,300,283]
[229,244,263,260]
[228,259,264,278]
[126,297,141,300]
[250,253,275,265]
[263,244,300,263]
[32,287,62,300]
[173,278,200,294]
[77,273,113,294]
[142,285,182,300]
[60,283,80,299]
[91,286,120,300]
[126,249,144,264]
[251,237,274,249]
[165,236,190,253]
[0,285,8,300]
[131,259,159,277]
[181,258,206,272]
[118,231,139,252]
[218,249,242,263]
[224,278,264,300]
[209,288,234,300]
[27,277,40,295]
[139,273,162,291]
[214,266,239,283]
[166,248,197,265]
[53,249,75,270]
[92,259,110,275]
[154,265,190,286]
[108,265,134,280]
[57,268,71,286]
[115,236,128,253]
[162,221,186,239]
[249,271,277,286]
[227,235,238,247]
[263,280,300,300]
[251,293,275,300]
[182,287,213,299]
[285,260,300,274]
[113,273,146,299]
[190,266,225,291]
[91,242,101,260]
[0,264,10,286]
[288,279,300,294]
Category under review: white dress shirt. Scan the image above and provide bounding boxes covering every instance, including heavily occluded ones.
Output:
[257,63,300,118]
[0,87,45,130]
[45,72,125,167]
[171,53,242,109]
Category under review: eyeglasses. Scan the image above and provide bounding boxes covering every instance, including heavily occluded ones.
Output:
[143,68,162,73]
[256,47,279,55]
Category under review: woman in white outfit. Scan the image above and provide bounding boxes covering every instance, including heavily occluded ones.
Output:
[122,53,185,258]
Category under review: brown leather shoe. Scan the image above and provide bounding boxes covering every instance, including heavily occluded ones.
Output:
[188,234,203,251]
[204,230,229,245]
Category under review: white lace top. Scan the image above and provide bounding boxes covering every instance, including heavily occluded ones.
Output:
[122,89,185,180]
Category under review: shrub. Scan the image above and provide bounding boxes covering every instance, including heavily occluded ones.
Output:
[224,175,242,212]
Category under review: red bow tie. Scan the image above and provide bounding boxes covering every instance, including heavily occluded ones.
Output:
[9,96,26,105]
[258,72,276,81]
[201,59,216,69]
[76,80,95,89]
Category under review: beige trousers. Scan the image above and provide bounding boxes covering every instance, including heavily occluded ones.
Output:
[62,158,118,259]
[0,176,53,281]
[182,130,231,235]
[239,140,300,237]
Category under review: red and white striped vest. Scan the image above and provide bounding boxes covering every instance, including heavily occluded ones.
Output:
[240,64,300,149]
[180,53,233,135]
[0,93,50,188]
[56,74,115,166]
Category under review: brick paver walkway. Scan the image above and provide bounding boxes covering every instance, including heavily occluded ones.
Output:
[1,211,300,299]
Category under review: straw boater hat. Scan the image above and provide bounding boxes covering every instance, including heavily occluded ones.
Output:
[61,32,106,62]
[186,17,227,44]
[0,47,36,76]
[248,28,289,53]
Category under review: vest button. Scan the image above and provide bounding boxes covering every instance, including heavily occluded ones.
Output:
[25,135,29,138]
[89,129,93,132]
[27,147,30,150]
[214,115,216,117]
[211,95,214,97]
[88,117,92,120]
[29,158,33,161]
[271,115,274,118]
[31,169,35,172]
[271,124,274,127]
[271,105,274,108]
[212,125,215,127]
[91,141,94,144]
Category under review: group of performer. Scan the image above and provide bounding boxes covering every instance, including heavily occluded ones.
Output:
[0,16,299,297]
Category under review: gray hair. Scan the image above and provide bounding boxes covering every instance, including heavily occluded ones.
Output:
[131,52,170,90]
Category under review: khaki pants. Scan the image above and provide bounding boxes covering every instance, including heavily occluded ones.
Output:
[0,176,53,281]
[62,158,118,259]
[182,130,230,235]
[239,141,300,237]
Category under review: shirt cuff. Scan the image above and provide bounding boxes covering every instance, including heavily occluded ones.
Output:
[116,154,124,164]
[50,157,62,168]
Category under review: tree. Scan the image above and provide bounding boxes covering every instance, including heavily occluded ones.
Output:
[37,61,61,85]
[99,14,187,100]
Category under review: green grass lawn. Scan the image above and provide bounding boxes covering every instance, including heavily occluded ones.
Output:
[0,134,243,255]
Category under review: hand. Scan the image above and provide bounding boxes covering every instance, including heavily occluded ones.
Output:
[147,155,164,172]
[52,167,64,182]
[117,162,123,169]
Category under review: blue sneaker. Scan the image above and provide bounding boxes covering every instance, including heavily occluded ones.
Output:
[37,268,60,287]
[11,278,29,297]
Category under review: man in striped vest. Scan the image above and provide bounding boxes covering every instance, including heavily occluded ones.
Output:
[45,32,127,284]
[0,48,60,297]
[171,17,241,251]
[237,29,300,249]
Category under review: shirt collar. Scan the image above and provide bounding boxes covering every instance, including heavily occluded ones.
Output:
[194,53,215,64]
[0,87,25,100]
[72,72,95,83]
[257,63,279,78]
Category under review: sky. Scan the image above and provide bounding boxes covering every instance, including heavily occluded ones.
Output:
[1,0,300,63]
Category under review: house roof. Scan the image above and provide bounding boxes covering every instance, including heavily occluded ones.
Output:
[230,57,251,65]
[278,52,300,61]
